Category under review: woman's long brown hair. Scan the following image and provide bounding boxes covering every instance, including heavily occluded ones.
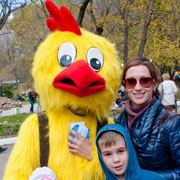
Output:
[121,57,179,126]
[122,57,159,95]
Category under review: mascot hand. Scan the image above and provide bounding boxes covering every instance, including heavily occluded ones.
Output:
[29,166,57,180]
[68,129,93,160]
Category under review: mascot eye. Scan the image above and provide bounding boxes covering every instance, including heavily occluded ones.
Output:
[58,43,76,67]
[87,47,104,71]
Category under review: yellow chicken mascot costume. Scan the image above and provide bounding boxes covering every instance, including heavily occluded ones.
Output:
[3,0,120,180]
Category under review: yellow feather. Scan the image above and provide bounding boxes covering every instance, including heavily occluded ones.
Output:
[3,28,121,180]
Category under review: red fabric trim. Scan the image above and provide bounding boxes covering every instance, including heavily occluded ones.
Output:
[46,18,60,32]
[45,0,82,35]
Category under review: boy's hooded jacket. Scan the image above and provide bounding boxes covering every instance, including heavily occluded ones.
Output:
[96,124,164,180]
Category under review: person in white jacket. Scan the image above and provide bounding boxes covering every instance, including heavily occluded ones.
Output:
[158,73,177,112]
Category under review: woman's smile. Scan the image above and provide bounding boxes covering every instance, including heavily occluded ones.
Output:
[125,65,156,108]
[133,93,145,98]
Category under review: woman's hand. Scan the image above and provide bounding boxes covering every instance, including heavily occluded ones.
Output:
[68,129,93,160]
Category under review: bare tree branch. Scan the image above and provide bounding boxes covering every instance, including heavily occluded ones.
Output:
[89,1,111,35]
[138,0,155,57]
[0,31,12,36]
[0,0,28,30]
[77,0,91,27]
[30,0,49,18]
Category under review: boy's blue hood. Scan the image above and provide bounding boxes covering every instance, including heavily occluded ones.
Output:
[96,124,140,180]
[96,124,164,180]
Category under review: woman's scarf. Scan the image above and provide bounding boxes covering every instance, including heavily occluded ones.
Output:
[125,96,156,131]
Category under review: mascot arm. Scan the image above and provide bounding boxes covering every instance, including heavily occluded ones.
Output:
[3,114,40,180]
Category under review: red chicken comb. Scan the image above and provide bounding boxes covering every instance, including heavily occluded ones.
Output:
[45,0,82,35]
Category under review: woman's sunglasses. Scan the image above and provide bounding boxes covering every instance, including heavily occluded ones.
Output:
[124,77,153,89]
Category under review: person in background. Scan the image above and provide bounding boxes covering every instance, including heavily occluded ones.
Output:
[115,57,180,179]
[114,85,128,114]
[17,94,23,101]
[158,73,177,112]
[28,89,35,113]
[120,85,126,101]
[96,124,164,180]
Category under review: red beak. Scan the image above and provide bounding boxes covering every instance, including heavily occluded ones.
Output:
[53,60,105,97]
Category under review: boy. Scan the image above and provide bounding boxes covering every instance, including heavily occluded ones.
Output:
[96,124,164,180]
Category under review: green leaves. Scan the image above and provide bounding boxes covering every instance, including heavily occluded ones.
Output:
[1,0,180,89]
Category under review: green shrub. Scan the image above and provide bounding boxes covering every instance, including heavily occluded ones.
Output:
[0,113,31,137]
[11,124,21,133]
[2,85,14,99]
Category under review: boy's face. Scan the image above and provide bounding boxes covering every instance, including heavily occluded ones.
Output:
[100,138,128,179]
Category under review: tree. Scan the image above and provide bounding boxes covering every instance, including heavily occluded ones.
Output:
[138,0,155,57]
[0,26,30,95]
[77,0,92,27]
[113,0,136,65]
[144,0,180,78]
[0,0,30,30]
[2,0,180,91]
[3,0,80,90]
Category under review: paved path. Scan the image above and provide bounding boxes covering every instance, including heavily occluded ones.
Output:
[0,103,38,179]
[0,144,14,179]
[1,103,38,117]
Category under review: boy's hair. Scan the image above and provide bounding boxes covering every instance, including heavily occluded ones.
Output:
[98,130,125,149]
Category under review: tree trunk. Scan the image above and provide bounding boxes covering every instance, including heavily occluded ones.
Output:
[15,77,19,94]
[123,19,129,65]
[0,15,9,30]
[77,0,91,27]
[138,0,155,57]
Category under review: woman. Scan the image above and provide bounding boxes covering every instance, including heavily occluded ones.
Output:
[115,57,180,179]
[158,73,177,112]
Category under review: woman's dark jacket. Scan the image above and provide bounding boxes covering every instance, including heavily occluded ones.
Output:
[115,97,180,179]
